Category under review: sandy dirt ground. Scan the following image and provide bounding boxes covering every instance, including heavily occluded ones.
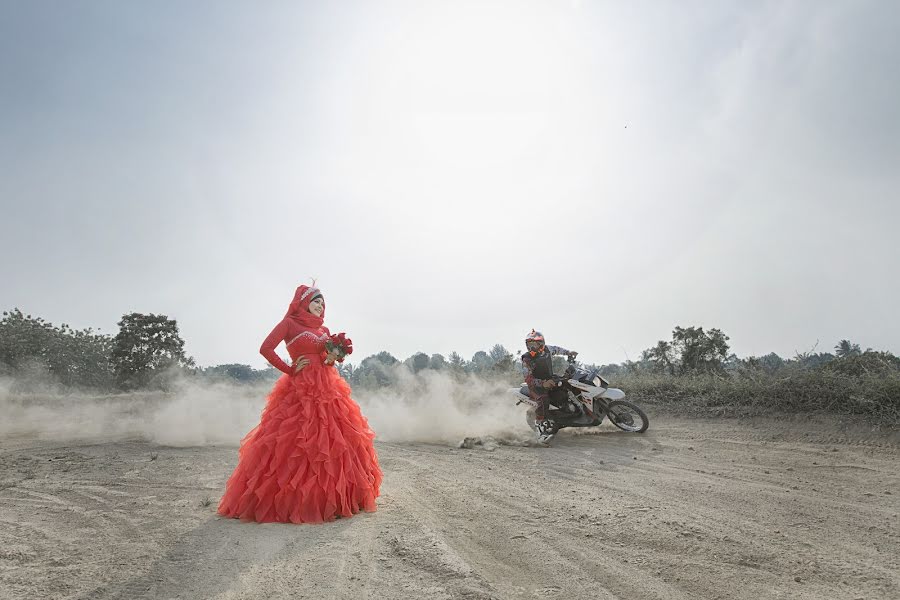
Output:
[1,415,898,600]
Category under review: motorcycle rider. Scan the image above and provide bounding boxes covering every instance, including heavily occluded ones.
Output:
[521,330,578,443]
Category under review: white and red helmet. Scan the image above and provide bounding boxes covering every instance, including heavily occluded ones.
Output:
[526,329,545,355]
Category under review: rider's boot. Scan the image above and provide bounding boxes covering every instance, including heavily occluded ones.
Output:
[536,419,556,444]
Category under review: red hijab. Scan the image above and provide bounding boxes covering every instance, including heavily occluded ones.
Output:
[284,284,325,329]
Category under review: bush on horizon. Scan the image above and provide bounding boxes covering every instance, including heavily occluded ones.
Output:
[3,308,897,422]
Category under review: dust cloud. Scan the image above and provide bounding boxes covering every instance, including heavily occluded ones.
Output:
[354,367,531,444]
[0,370,533,447]
[0,377,264,446]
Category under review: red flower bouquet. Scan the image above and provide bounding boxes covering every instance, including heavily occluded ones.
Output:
[324,332,353,364]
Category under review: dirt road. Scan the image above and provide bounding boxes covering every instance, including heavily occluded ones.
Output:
[1,416,898,599]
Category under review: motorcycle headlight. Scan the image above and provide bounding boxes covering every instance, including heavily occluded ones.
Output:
[592,376,601,386]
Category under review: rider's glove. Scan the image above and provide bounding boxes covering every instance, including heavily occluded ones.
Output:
[568,351,578,359]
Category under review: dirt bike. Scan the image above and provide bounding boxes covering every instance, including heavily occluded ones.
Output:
[509,355,649,442]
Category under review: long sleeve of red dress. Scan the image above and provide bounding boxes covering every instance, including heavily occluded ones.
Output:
[260,320,292,375]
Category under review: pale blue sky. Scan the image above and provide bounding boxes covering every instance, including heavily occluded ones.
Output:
[2,0,899,368]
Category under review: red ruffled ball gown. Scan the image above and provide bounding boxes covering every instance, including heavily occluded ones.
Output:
[218,285,382,523]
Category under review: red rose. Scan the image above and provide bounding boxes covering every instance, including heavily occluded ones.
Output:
[325,333,353,363]
[334,333,353,355]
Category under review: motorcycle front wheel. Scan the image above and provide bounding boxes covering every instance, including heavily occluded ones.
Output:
[606,401,649,433]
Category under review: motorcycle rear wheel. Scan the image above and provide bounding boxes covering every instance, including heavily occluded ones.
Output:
[606,400,649,433]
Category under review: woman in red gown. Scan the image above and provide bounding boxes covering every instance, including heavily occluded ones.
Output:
[218,284,382,523]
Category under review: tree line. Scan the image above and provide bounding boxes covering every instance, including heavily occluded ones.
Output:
[0,309,197,390]
[624,325,899,380]
[0,309,526,391]
[2,308,898,411]
[0,308,530,391]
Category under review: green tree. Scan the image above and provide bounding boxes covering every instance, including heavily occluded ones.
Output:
[834,340,862,358]
[202,363,277,384]
[793,350,835,369]
[356,351,399,386]
[53,325,115,388]
[741,352,785,374]
[488,344,514,372]
[406,352,430,373]
[469,350,493,373]
[671,326,730,373]
[0,309,49,371]
[447,351,466,372]
[0,309,115,389]
[372,351,399,366]
[336,362,354,381]
[357,370,378,389]
[429,353,446,370]
[641,340,676,375]
[204,363,255,382]
[111,313,194,389]
[598,362,626,378]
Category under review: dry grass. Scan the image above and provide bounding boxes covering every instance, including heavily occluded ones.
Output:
[617,370,900,423]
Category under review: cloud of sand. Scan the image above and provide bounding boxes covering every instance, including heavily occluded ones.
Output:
[354,367,532,444]
[0,369,533,447]
[0,377,265,446]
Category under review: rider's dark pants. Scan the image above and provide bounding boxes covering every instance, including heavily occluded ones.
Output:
[529,387,568,421]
